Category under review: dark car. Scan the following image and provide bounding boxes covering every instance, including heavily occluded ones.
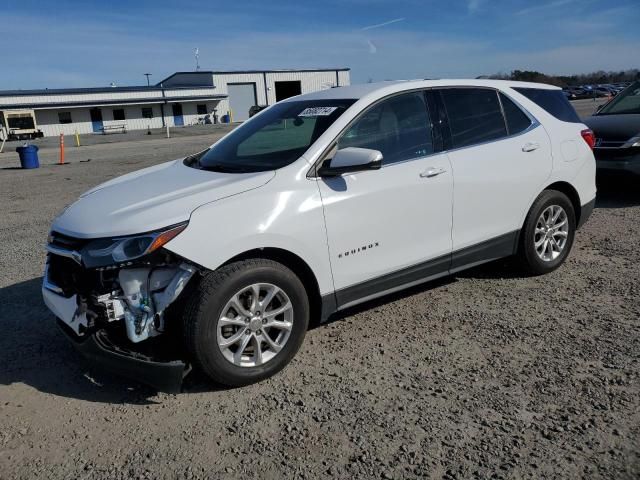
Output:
[249,105,268,117]
[582,86,610,98]
[584,81,640,175]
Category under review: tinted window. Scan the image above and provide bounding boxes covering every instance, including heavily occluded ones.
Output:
[499,93,532,135]
[197,104,207,115]
[338,92,433,165]
[113,109,125,121]
[440,88,507,148]
[141,107,153,119]
[513,87,581,123]
[196,99,355,173]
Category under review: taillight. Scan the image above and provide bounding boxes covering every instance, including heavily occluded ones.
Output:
[581,129,595,150]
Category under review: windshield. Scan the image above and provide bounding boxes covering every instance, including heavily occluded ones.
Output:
[598,82,640,115]
[193,99,356,173]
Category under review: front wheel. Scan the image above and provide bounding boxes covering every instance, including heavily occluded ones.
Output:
[183,259,309,387]
[518,190,576,275]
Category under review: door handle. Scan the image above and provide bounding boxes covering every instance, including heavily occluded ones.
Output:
[419,167,447,178]
[522,142,540,152]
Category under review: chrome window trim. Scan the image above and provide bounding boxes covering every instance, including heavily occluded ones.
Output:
[435,86,540,154]
[307,85,542,179]
[440,121,541,156]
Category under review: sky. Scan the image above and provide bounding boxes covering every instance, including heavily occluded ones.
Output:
[1,0,639,89]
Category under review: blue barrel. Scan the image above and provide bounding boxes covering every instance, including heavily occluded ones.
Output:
[221,114,230,124]
[16,145,40,169]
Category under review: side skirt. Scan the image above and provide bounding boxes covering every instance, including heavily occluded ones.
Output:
[320,230,519,321]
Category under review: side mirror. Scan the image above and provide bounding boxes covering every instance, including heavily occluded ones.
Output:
[317,147,383,177]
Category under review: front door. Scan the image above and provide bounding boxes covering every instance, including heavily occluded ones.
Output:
[172,104,184,126]
[317,91,453,307]
[90,108,103,132]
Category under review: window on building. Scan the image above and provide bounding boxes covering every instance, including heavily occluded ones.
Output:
[141,107,154,119]
[499,93,532,135]
[439,88,507,148]
[338,92,433,165]
[197,104,208,115]
[58,112,72,124]
[113,109,126,121]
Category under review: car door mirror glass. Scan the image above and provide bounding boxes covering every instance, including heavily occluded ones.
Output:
[318,147,383,177]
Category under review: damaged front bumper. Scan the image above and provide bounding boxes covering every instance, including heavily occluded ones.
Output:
[56,319,189,394]
[42,237,198,393]
[43,285,190,393]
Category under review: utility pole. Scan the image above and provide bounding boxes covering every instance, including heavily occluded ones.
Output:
[144,73,152,86]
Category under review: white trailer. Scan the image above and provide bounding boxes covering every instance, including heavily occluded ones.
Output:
[0,109,44,140]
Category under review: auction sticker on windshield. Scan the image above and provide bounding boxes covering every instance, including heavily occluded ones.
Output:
[298,107,338,117]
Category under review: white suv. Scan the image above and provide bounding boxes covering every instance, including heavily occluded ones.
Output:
[43,80,596,391]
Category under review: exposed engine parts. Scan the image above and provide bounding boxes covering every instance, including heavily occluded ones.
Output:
[94,263,196,343]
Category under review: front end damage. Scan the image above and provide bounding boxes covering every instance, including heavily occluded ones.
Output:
[42,230,198,393]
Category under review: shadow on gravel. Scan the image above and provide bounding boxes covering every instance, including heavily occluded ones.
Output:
[595,174,640,208]
[455,258,528,280]
[0,277,162,404]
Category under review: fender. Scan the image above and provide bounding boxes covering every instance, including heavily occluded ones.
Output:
[164,166,335,296]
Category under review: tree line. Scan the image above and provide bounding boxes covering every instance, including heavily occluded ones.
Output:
[483,69,640,87]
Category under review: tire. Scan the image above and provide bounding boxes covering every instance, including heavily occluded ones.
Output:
[518,189,576,275]
[183,259,309,387]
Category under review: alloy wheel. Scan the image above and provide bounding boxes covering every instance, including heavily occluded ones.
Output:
[534,205,569,262]
[216,283,294,367]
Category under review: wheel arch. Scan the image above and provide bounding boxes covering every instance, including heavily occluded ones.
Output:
[517,181,582,253]
[221,247,326,327]
[543,181,582,225]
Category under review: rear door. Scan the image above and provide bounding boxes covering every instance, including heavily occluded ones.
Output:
[436,87,552,263]
[316,91,453,306]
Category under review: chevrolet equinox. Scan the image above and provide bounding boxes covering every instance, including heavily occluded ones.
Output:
[43,80,597,391]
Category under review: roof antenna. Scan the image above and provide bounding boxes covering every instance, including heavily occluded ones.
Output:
[194,48,200,71]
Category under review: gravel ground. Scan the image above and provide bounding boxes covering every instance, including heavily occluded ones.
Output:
[0,129,638,479]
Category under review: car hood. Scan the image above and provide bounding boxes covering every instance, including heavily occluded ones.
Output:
[52,159,275,238]
[584,114,640,141]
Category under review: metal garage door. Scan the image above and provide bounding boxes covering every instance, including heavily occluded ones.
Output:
[228,83,257,122]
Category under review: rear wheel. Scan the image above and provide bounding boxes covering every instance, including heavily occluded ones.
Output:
[518,190,576,275]
[183,259,309,386]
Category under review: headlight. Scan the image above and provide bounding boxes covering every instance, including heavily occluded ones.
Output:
[81,223,187,268]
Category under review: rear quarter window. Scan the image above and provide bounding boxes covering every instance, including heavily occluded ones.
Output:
[513,87,581,123]
[499,93,532,135]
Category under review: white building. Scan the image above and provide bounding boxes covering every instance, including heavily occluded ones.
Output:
[0,68,351,138]
[159,68,351,121]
